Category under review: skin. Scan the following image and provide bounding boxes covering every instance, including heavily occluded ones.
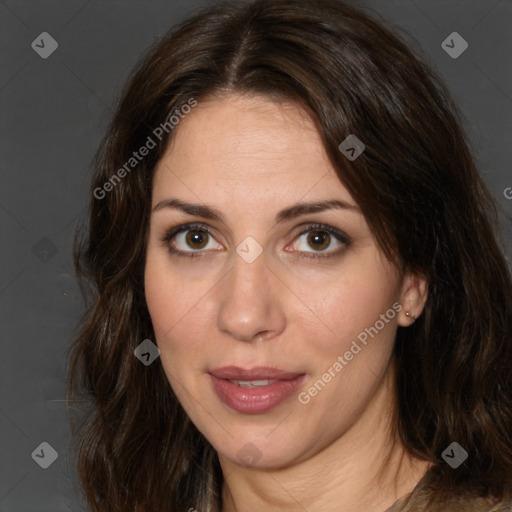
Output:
[144,94,430,512]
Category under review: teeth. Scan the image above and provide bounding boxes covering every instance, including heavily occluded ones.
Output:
[231,379,273,388]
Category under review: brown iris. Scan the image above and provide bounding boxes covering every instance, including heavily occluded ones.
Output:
[186,229,209,249]
[308,230,330,251]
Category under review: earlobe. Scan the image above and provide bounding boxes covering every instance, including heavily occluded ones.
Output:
[397,272,428,327]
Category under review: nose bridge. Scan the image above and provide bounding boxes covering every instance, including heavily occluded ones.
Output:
[216,248,285,342]
[222,227,269,295]
[226,249,269,310]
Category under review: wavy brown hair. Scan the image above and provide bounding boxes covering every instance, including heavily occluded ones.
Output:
[67,0,512,510]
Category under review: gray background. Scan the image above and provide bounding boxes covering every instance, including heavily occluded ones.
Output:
[1,0,511,510]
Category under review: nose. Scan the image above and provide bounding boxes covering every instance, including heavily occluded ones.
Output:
[216,250,286,343]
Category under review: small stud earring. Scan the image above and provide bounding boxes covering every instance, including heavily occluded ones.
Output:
[405,311,417,322]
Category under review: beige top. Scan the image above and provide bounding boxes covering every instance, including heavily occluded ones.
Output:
[384,469,512,512]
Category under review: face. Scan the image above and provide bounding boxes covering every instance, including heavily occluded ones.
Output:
[144,94,426,469]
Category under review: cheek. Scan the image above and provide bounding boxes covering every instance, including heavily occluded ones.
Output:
[295,274,399,423]
[144,264,201,404]
[288,254,399,356]
[145,256,185,352]
[145,249,196,330]
[144,254,215,368]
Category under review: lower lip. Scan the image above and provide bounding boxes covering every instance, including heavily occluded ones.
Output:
[210,374,306,414]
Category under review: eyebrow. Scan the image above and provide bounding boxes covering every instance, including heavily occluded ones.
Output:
[151,198,360,225]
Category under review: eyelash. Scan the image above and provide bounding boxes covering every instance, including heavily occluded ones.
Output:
[161,222,351,261]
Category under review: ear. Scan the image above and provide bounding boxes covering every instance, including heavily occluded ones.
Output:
[396,272,428,327]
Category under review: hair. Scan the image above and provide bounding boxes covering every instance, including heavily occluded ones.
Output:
[66,0,512,510]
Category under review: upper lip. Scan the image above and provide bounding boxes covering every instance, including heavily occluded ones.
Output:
[209,366,304,380]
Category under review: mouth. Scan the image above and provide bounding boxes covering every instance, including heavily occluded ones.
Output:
[209,365,304,380]
[209,366,306,414]
[229,379,278,388]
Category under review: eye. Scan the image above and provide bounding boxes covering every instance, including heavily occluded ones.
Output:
[288,224,350,259]
[162,223,222,258]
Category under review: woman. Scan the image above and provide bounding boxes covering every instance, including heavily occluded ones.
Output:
[67,0,512,510]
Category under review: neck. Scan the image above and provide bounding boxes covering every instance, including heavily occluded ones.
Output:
[220,366,431,512]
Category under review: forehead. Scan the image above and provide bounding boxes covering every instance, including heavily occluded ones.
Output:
[151,94,354,206]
